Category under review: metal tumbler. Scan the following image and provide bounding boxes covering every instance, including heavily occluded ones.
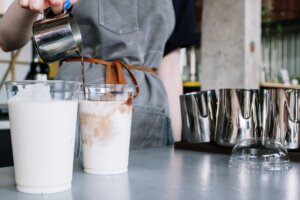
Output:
[215,89,259,147]
[180,90,217,143]
[260,88,300,149]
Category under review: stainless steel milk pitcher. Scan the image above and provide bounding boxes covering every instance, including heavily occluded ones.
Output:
[32,6,83,63]
[180,90,217,143]
[215,89,259,147]
[285,89,300,149]
[260,89,282,142]
[261,88,300,149]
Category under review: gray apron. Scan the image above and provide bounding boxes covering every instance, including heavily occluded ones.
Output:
[56,0,175,149]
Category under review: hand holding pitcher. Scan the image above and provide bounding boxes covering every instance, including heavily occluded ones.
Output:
[31,0,83,63]
[18,0,78,14]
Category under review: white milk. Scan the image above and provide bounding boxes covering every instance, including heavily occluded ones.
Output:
[8,100,78,194]
[79,100,133,174]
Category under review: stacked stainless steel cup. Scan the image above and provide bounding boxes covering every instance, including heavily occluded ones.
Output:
[180,87,300,150]
[215,89,259,147]
[180,90,217,143]
[260,88,300,149]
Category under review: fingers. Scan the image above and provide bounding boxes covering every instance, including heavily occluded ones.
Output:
[49,0,77,14]
[18,0,77,14]
[18,0,29,9]
[18,0,49,13]
[49,0,63,14]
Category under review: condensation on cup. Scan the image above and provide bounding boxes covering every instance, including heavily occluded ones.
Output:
[79,84,133,175]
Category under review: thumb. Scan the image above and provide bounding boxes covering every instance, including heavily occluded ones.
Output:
[48,0,64,14]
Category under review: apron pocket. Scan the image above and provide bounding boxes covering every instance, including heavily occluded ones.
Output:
[98,0,139,34]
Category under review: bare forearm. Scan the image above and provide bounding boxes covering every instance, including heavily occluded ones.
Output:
[158,49,183,142]
[0,1,38,51]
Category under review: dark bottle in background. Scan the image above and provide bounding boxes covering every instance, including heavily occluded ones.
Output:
[25,57,49,81]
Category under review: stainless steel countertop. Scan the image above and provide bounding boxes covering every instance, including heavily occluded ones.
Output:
[0,147,300,200]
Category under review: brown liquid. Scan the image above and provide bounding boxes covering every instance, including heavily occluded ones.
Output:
[77,51,86,99]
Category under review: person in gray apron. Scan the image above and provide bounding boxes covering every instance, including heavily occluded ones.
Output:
[59,0,176,149]
[1,0,176,149]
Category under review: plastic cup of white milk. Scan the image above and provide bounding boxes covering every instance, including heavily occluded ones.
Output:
[79,84,133,175]
[5,80,81,194]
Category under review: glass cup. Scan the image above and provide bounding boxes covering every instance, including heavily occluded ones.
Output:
[79,84,133,175]
[5,80,81,194]
[229,138,292,172]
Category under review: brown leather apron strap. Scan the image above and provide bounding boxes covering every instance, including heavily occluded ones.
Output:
[114,60,127,84]
[120,62,140,96]
[64,57,155,97]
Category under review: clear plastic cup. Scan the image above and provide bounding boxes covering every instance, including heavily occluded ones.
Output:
[79,84,133,175]
[229,138,292,172]
[5,80,81,194]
